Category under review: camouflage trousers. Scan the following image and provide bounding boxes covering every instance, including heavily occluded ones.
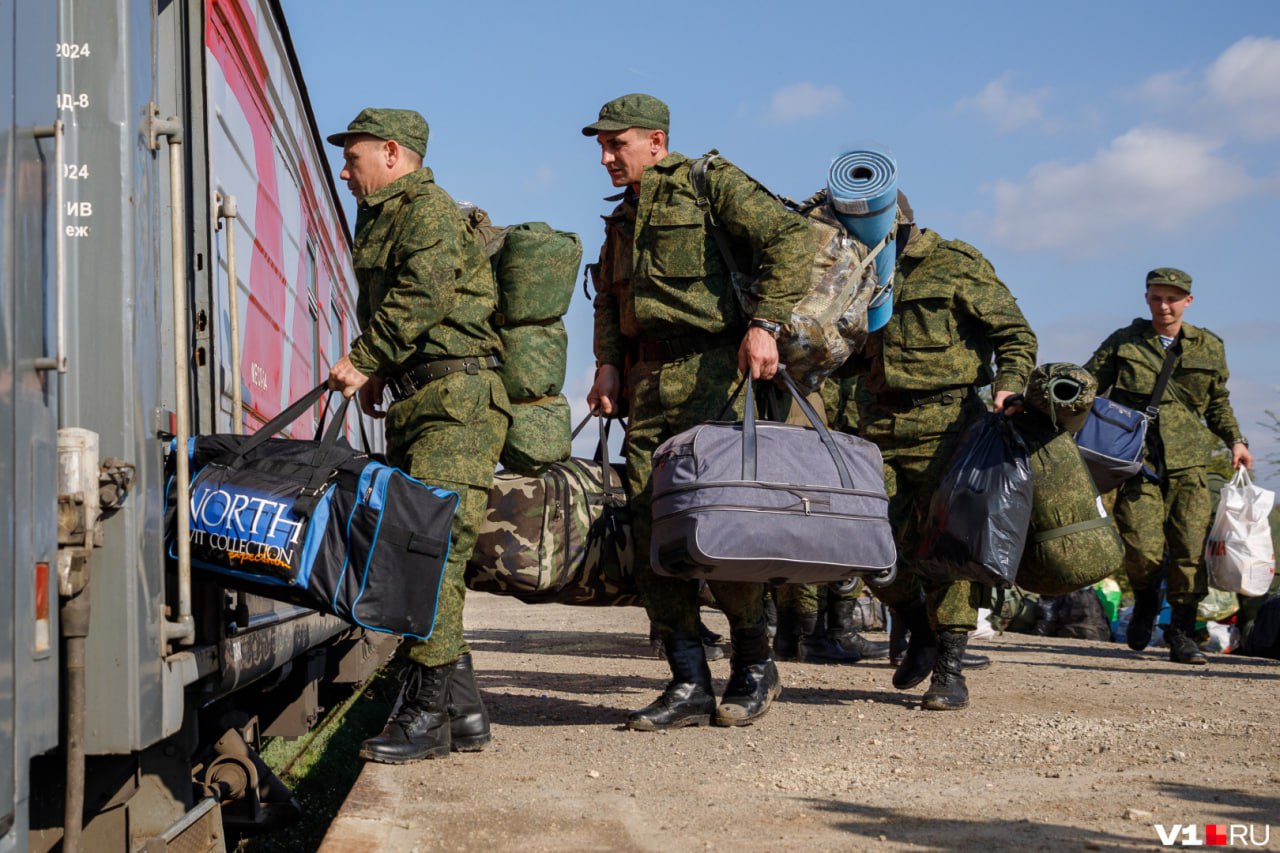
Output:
[1114,465,1211,606]
[626,344,765,639]
[385,370,510,667]
[858,396,986,632]
[775,579,860,614]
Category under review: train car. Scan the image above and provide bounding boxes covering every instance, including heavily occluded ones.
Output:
[2,1,390,850]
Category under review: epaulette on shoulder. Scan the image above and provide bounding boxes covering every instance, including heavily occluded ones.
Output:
[1197,325,1224,345]
[939,238,983,261]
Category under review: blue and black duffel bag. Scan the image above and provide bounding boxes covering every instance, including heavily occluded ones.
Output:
[165,383,458,638]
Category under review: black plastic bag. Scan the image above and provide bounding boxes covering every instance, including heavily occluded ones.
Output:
[917,413,1033,588]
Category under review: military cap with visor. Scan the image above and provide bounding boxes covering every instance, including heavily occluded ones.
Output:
[1145,267,1192,293]
[582,93,670,136]
[327,108,429,158]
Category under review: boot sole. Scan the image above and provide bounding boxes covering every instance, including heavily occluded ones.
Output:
[625,714,712,732]
[892,670,931,690]
[451,733,492,752]
[359,744,451,764]
[921,697,969,711]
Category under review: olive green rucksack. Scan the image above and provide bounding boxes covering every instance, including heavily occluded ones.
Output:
[1014,412,1125,595]
[458,206,583,475]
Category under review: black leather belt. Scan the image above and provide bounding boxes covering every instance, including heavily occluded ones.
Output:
[387,355,501,402]
[636,330,739,364]
[876,385,973,409]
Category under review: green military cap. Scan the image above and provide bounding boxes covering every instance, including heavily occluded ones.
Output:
[581,93,670,136]
[326,108,428,157]
[1145,267,1192,292]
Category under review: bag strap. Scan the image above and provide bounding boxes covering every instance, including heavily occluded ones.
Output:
[690,154,745,279]
[737,371,855,490]
[1145,341,1181,420]
[1029,514,1115,544]
[233,381,330,459]
[573,410,624,503]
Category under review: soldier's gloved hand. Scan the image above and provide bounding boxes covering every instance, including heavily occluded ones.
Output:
[588,364,621,416]
[739,327,780,380]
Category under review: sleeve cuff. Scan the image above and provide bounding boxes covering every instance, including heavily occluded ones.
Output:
[347,337,383,376]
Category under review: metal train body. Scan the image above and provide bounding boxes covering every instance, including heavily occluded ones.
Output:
[2,0,382,849]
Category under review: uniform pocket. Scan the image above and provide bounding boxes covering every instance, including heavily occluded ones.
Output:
[645,204,707,278]
[897,281,955,350]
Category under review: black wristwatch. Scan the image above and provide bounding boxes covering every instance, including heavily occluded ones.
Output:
[748,318,783,339]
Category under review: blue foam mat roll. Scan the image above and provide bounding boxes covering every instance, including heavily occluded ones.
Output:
[828,148,897,331]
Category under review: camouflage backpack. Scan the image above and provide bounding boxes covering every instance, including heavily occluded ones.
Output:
[465,415,641,606]
[1013,412,1124,595]
[690,155,892,393]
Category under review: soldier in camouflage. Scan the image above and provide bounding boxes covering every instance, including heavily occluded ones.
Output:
[583,93,811,730]
[841,194,1037,710]
[1084,267,1252,665]
[326,108,510,762]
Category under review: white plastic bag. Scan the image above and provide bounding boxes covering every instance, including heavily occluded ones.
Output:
[1205,468,1276,597]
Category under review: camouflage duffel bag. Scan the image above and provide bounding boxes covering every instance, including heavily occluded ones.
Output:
[493,222,582,325]
[466,416,641,606]
[497,319,568,401]
[1013,414,1124,595]
[500,394,572,475]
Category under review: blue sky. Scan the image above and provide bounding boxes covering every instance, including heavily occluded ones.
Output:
[282,0,1280,486]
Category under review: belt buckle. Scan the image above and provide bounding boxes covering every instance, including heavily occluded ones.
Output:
[940,392,955,405]
[464,360,479,375]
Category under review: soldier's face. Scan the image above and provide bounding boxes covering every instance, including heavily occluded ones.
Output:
[340,136,391,201]
[1145,284,1193,326]
[597,127,664,189]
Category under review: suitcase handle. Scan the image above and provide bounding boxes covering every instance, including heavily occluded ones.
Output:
[738,371,855,491]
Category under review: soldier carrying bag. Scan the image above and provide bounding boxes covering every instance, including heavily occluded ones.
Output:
[165,383,459,639]
[650,371,896,584]
[1076,343,1179,493]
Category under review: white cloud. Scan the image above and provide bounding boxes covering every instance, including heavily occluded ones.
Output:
[1206,36,1280,139]
[1131,69,1194,107]
[768,82,844,124]
[956,74,1053,133]
[988,127,1255,253]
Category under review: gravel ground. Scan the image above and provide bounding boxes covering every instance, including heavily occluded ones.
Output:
[320,593,1280,853]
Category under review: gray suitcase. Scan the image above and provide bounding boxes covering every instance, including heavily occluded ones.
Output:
[650,373,896,584]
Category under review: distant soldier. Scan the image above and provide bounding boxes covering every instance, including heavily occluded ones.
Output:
[842,195,1037,710]
[1085,268,1252,666]
[327,108,510,762]
[584,93,811,729]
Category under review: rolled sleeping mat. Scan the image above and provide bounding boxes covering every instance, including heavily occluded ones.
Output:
[1023,362,1098,434]
[828,148,898,331]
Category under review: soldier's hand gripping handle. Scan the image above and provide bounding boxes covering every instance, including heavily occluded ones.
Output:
[739,326,780,380]
[588,364,621,416]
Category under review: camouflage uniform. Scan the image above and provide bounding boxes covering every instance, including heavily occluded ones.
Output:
[594,152,811,642]
[846,229,1037,632]
[1083,318,1243,606]
[349,167,511,667]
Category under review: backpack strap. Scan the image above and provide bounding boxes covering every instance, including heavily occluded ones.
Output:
[690,153,742,276]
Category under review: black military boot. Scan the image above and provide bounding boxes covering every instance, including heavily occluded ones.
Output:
[1126,585,1162,651]
[1165,603,1208,666]
[892,596,938,690]
[360,660,455,763]
[626,634,717,731]
[922,631,970,711]
[828,599,891,660]
[795,610,866,663]
[888,609,909,666]
[446,652,490,752]
[773,606,802,661]
[716,623,781,727]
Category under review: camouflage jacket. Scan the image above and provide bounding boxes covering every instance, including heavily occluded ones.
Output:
[848,229,1037,396]
[1084,319,1242,471]
[347,168,501,376]
[593,152,811,368]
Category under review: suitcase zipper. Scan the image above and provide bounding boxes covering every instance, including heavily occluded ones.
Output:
[656,504,885,523]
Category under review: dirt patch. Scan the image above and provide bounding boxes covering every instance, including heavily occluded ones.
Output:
[321,594,1280,852]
